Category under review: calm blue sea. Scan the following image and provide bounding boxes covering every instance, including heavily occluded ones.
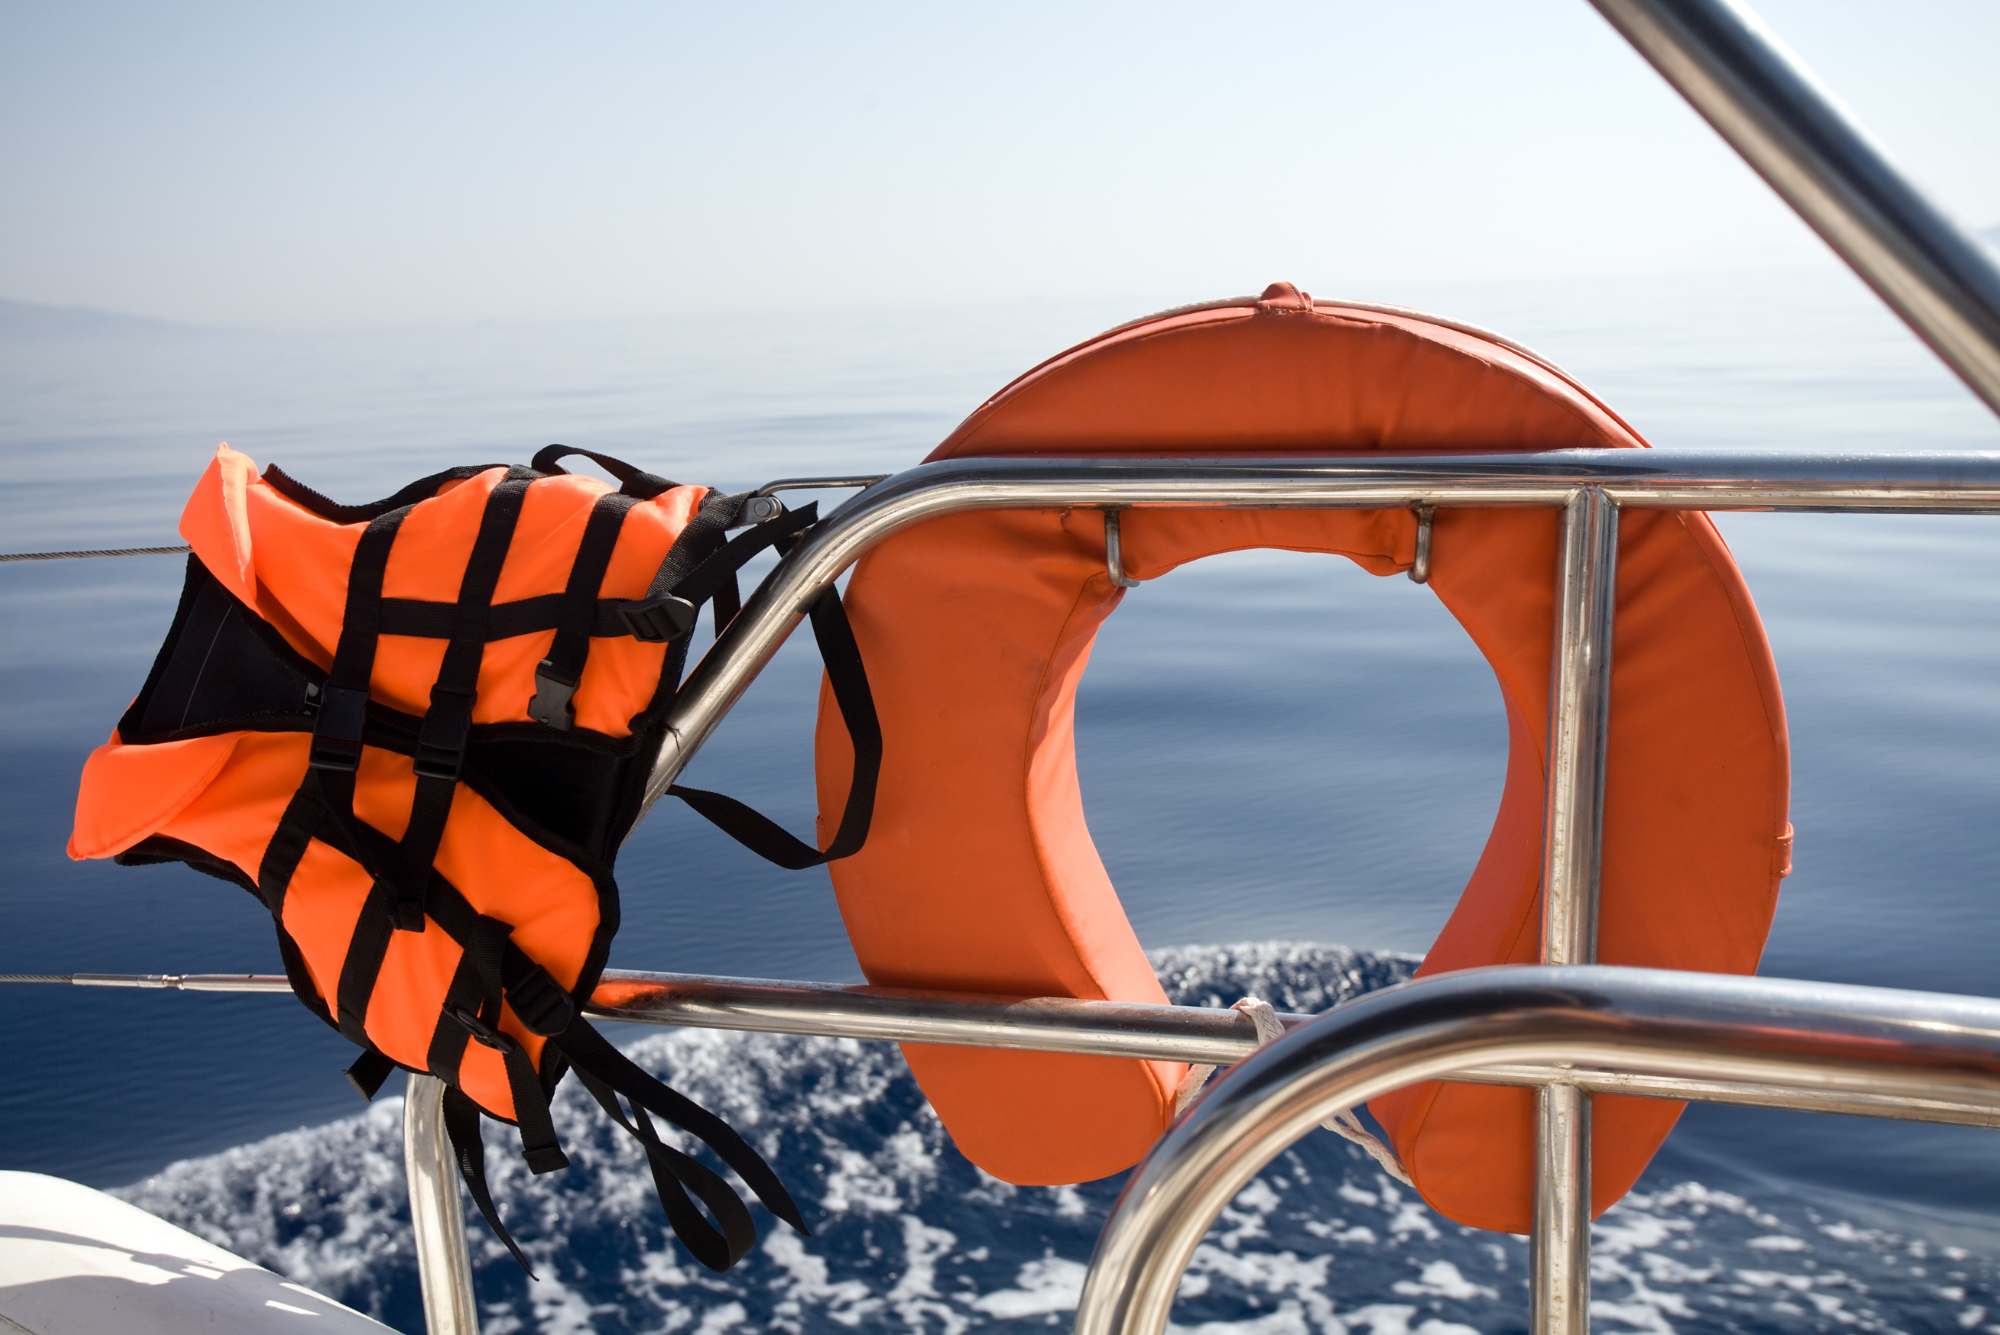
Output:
[4,265,2000,1332]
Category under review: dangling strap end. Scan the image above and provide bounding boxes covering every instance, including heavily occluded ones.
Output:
[343,1048,397,1102]
[765,1193,812,1237]
[441,1087,539,1279]
[523,1144,570,1175]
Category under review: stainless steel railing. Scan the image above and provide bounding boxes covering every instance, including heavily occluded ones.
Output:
[425,5,2000,1324]
[403,1075,478,1335]
[636,446,2000,823]
[25,442,1994,1335]
[1589,0,2000,416]
[1073,966,2000,1335]
[602,444,2000,1335]
[66,960,2000,1335]
[19,2,2000,1329]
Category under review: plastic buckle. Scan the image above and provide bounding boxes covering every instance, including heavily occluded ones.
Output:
[307,684,369,772]
[526,662,577,731]
[618,594,698,644]
[504,963,576,1037]
[448,1005,524,1056]
[414,688,473,781]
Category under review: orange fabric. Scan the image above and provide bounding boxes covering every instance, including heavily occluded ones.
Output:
[815,286,1790,1226]
[72,448,711,1120]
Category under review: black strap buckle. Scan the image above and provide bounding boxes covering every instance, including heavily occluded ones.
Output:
[504,961,576,1037]
[307,684,370,772]
[414,688,474,781]
[526,662,578,730]
[448,1005,524,1056]
[618,594,698,644]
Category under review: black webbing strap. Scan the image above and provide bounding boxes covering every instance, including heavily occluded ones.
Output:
[618,499,817,645]
[710,570,741,640]
[670,503,817,620]
[441,1085,538,1277]
[668,585,880,869]
[570,1064,758,1272]
[411,874,563,1024]
[391,470,533,930]
[376,593,737,641]
[335,879,398,1046]
[273,925,331,1027]
[613,488,738,643]
[256,783,327,916]
[529,491,638,730]
[344,1048,397,1102]
[426,947,485,1085]
[290,507,412,1045]
[530,445,678,500]
[259,773,395,1047]
[254,782,339,1033]
[430,915,567,1174]
[548,1013,808,1238]
[308,510,408,775]
[412,869,788,1274]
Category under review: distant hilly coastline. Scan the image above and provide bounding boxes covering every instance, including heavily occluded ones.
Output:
[0,297,197,338]
[4,227,1998,337]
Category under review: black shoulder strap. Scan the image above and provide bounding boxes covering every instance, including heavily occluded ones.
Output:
[609,496,882,869]
[614,489,752,644]
[531,445,678,500]
[264,462,501,524]
[667,585,880,869]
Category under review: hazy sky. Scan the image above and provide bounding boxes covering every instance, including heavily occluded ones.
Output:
[4,1,1995,328]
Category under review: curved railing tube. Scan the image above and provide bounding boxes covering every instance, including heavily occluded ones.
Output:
[404,1074,479,1335]
[1590,0,2000,417]
[28,965,2000,1128]
[1072,965,2000,1335]
[636,447,2000,819]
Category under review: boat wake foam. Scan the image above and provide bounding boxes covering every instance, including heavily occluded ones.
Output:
[118,943,2000,1333]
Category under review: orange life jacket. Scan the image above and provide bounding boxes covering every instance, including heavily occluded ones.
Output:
[816,284,1792,1231]
[70,445,880,1271]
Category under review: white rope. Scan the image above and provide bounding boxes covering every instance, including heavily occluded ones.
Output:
[1173,996,1413,1187]
[1173,1060,1215,1116]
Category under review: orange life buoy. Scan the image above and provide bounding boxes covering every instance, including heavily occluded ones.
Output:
[815,284,1791,1230]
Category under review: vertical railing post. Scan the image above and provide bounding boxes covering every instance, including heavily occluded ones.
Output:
[405,1072,481,1335]
[1531,487,1619,1334]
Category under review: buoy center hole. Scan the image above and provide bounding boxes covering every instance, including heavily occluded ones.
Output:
[1075,547,1506,958]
